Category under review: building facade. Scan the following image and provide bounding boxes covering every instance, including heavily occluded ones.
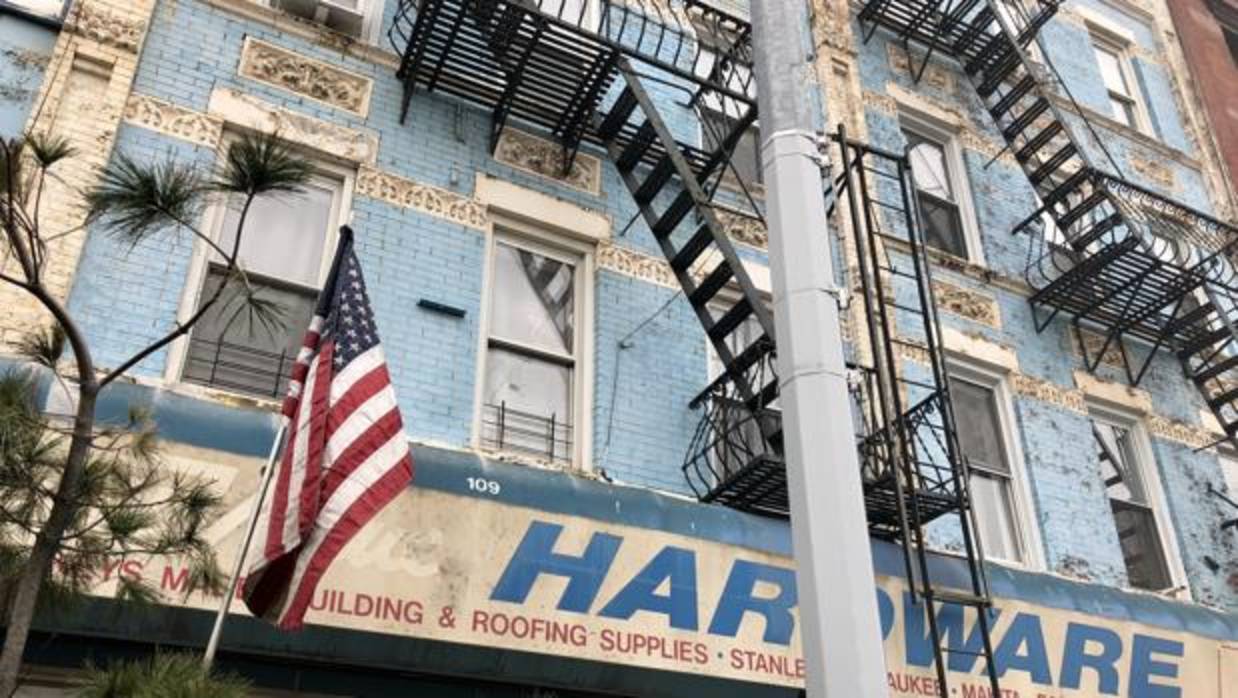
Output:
[0,0,1236,695]
[1167,0,1238,195]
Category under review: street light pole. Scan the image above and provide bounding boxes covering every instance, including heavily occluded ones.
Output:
[749,2,889,696]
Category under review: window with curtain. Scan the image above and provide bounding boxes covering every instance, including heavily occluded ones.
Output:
[480,238,579,465]
[950,376,1024,563]
[903,126,969,259]
[182,175,340,398]
[1092,420,1173,591]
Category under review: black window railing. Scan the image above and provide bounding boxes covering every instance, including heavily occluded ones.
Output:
[183,336,296,399]
[480,402,573,465]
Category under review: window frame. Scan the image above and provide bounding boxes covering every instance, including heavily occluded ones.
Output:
[164,137,354,396]
[1086,402,1189,596]
[473,218,595,471]
[258,0,388,44]
[1087,25,1152,135]
[946,359,1044,569]
[692,17,762,195]
[899,111,984,265]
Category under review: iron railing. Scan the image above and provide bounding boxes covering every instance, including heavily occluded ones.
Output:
[481,401,574,465]
[183,336,296,399]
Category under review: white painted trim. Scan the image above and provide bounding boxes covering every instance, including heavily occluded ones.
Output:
[946,357,1046,571]
[474,174,610,243]
[1086,401,1192,600]
[163,134,356,389]
[898,107,986,267]
[471,216,597,473]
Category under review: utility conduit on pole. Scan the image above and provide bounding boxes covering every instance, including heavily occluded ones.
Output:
[750,2,889,696]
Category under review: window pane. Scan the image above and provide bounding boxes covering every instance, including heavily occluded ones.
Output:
[950,379,1011,474]
[1094,44,1129,95]
[490,243,575,354]
[482,347,573,457]
[905,133,953,200]
[1093,422,1149,503]
[703,111,762,184]
[1111,500,1172,590]
[971,471,1021,562]
[1109,95,1135,127]
[184,267,316,398]
[918,192,968,258]
[216,180,334,287]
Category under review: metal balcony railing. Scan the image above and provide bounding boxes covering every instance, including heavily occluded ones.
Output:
[480,401,574,465]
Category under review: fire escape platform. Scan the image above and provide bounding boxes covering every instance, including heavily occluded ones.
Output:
[392,0,739,171]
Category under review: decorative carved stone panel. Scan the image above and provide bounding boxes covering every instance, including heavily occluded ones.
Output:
[1012,374,1086,413]
[887,44,955,94]
[715,207,767,249]
[70,2,146,52]
[123,94,224,147]
[933,280,1000,327]
[494,130,602,195]
[238,38,373,116]
[208,88,379,164]
[357,167,489,230]
[596,243,677,288]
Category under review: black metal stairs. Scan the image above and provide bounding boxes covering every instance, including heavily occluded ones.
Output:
[860,0,1238,448]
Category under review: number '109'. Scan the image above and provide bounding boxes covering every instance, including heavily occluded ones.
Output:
[467,477,501,496]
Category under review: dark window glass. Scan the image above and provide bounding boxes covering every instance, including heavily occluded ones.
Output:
[703,110,762,185]
[1093,422,1173,591]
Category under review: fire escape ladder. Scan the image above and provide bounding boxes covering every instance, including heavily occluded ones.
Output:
[835,129,1001,698]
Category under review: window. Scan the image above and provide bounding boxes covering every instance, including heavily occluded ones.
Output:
[694,14,762,188]
[902,119,978,260]
[264,0,386,42]
[181,172,344,398]
[704,294,776,482]
[1,0,65,18]
[479,235,583,466]
[1091,417,1176,591]
[1090,33,1147,131]
[702,110,762,186]
[949,371,1037,565]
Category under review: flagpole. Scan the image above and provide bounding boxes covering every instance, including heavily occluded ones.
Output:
[202,420,287,670]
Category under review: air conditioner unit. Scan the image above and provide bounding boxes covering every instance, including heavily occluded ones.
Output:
[275,0,366,38]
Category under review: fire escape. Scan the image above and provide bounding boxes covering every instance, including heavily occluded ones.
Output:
[391,1,1000,694]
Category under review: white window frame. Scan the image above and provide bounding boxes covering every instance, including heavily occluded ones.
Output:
[256,0,388,44]
[1086,402,1189,596]
[164,138,355,395]
[899,110,984,265]
[947,359,1044,570]
[1085,21,1152,136]
[472,217,595,471]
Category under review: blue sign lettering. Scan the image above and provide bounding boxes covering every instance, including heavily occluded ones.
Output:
[490,521,621,613]
[707,560,798,645]
[1130,634,1183,698]
[1060,622,1122,694]
[598,546,699,631]
[994,612,1053,685]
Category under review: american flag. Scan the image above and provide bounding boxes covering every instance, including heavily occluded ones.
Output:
[243,226,413,630]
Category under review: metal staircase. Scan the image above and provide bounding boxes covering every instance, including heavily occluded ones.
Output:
[859,0,1238,446]
[392,1,1003,694]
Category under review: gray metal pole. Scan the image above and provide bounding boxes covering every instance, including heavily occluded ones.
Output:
[203,421,286,670]
[749,3,889,697]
